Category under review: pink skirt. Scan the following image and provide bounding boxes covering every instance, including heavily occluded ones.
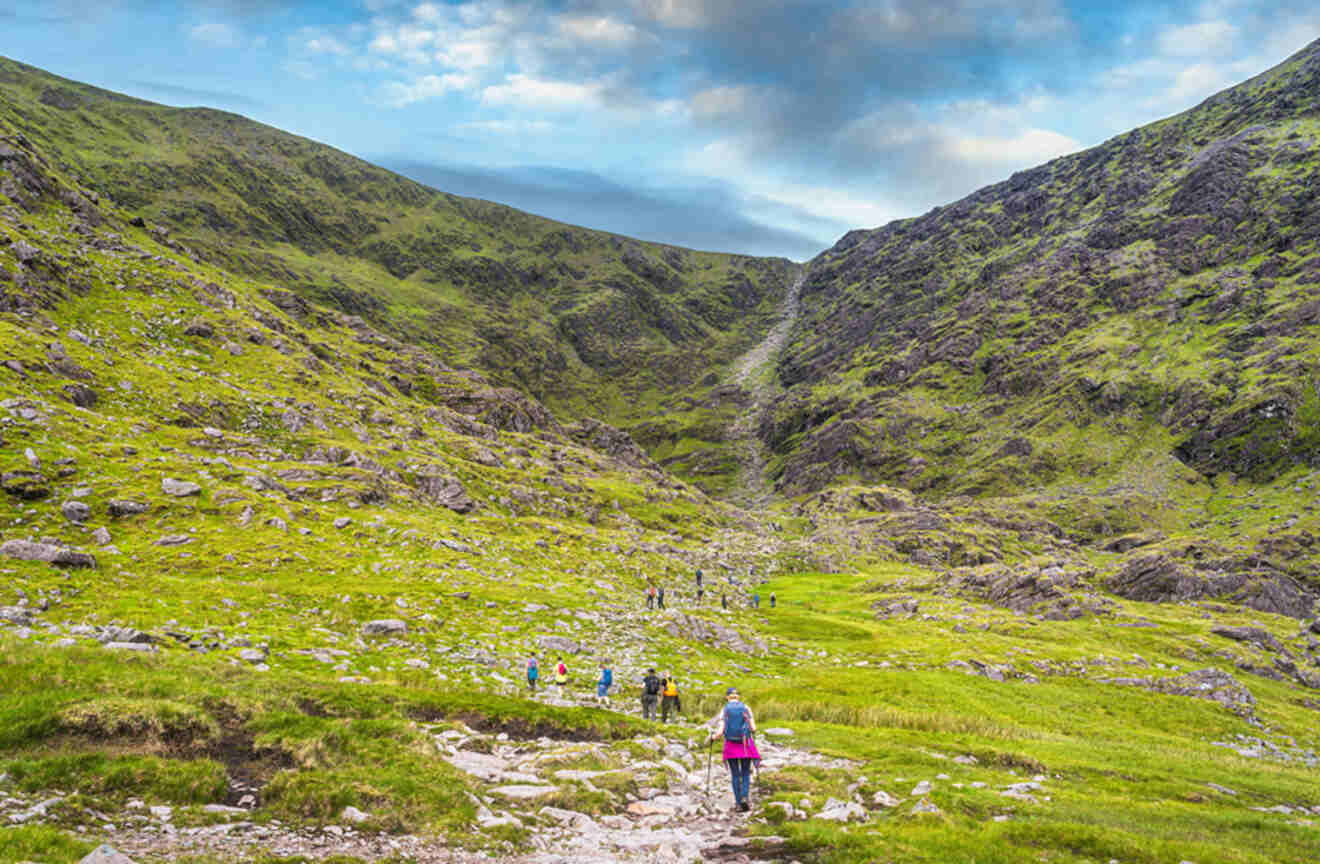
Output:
[722,737,762,761]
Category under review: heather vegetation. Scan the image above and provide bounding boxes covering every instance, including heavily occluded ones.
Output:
[1,40,1320,864]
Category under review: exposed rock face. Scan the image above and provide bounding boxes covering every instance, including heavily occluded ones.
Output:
[662,612,768,656]
[1105,668,1258,717]
[2,470,50,500]
[415,473,475,513]
[536,635,582,655]
[1107,552,1317,619]
[0,539,96,568]
[952,565,1107,620]
[757,40,1320,495]
[564,419,659,470]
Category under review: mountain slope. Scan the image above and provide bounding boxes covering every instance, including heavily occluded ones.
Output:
[772,38,1320,500]
[0,55,795,496]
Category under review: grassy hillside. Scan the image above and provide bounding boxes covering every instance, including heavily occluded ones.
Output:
[3,54,1320,864]
[0,55,794,496]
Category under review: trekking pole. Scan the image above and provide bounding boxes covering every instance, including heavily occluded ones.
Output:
[705,738,714,798]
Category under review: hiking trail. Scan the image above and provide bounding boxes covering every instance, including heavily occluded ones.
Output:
[724,268,805,510]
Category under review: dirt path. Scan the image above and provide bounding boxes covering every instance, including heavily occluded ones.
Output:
[724,269,804,510]
[84,727,837,864]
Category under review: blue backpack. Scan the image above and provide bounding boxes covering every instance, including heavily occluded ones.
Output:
[602,667,613,686]
[527,659,539,680]
[723,701,750,741]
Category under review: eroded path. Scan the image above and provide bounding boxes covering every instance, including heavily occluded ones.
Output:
[724,269,804,510]
[85,719,846,864]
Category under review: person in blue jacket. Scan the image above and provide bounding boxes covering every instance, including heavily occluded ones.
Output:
[597,660,614,705]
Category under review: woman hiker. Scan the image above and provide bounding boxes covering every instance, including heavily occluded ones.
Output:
[597,660,613,705]
[554,657,569,699]
[660,672,681,722]
[707,686,761,812]
[526,654,539,692]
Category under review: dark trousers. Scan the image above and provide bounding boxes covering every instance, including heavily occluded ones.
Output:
[661,694,679,721]
[727,758,753,803]
[641,695,657,719]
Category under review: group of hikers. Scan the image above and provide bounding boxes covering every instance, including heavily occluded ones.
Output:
[646,568,776,611]
[523,655,762,811]
[523,656,681,718]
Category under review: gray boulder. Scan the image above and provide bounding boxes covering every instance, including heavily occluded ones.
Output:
[161,477,202,497]
[362,619,408,636]
[61,500,91,523]
[108,499,150,516]
[79,844,139,864]
[537,635,582,655]
[1,539,95,568]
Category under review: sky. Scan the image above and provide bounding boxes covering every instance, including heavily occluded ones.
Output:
[2,1,1318,260]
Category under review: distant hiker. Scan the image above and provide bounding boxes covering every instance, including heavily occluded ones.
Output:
[661,673,681,722]
[597,661,613,704]
[696,569,703,588]
[770,592,776,609]
[526,654,539,692]
[721,593,727,610]
[554,657,569,699]
[753,592,760,609]
[707,686,761,812]
[647,585,656,610]
[658,585,666,609]
[642,667,662,720]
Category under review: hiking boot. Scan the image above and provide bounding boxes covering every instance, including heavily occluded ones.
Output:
[738,801,750,812]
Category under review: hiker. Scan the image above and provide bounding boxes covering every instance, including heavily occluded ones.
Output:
[597,660,613,704]
[646,585,655,610]
[641,667,661,720]
[770,592,776,609]
[526,654,539,692]
[721,593,727,610]
[696,569,703,588]
[707,686,761,812]
[661,673,681,722]
[657,585,665,609]
[753,592,760,609]
[554,657,569,699]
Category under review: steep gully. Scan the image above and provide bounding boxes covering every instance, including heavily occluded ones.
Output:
[724,268,805,510]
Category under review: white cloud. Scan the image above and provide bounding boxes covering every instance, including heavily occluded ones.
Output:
[1157,18,1237,57]
[557,15,639,45]
[438,39,496,70]
[685,138,900,230]
[690,85,753,120]
[481,74,603,110]
[304,34,350,56]
[635,0,710,30]
[189,21,236,47]
[944,127,1080,165]
[456,119,554,134]
[381,72,475,108]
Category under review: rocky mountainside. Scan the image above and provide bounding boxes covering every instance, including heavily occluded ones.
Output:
[772,37,1320,497]
[0,55,794,487]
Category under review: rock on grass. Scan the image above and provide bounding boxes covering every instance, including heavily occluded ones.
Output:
[1,539,95,567]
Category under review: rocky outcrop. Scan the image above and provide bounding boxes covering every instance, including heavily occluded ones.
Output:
[1,539,96,568]
[564,419,658,470]
[661,612,768,656]
[1107,552,1318,619]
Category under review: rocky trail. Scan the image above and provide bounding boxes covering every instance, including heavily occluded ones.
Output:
[27,712,848,864]
[724,270,804,511]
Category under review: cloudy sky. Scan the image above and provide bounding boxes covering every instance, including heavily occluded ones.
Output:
[3,1,1318,259]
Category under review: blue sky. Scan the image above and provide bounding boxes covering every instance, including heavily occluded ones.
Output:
[3,1,1318,259]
